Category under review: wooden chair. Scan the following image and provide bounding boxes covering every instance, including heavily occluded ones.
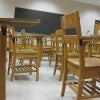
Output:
[49,33,56,65]
[8,28,29,74]
[90,21,100,58]
[61,11,100,100]
[8,28,43,81]
[91,36,100,58]
[50,32,57,66]
[53,29,65,81]
[42,35,51,60]
[7,27,17,75]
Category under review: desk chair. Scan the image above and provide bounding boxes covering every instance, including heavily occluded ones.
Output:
[61,11,100,100]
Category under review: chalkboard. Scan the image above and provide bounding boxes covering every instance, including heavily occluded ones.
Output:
[14,7,63,34]
[95,20,100,24]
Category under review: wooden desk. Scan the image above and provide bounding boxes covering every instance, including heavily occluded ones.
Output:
[0,26,7,100]
[0,18,40,27]
[0,18,40,100]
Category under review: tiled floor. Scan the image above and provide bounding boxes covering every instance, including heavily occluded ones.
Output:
[6,59,100,100]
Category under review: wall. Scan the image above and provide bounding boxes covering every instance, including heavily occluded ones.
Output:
[0,0,100,35]
[74,2,100,35]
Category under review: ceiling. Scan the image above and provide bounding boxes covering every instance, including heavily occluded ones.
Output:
[74,0,100,6]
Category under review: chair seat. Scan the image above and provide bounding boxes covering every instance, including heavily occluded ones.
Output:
[57,52,62,56]
[16,49,37,55]
[43,46,51,49]
[92,55,100,58]
[52,48,56,51]
[68,52,79,58]
[68,58,100,68]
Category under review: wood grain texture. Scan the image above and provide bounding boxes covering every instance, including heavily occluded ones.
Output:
[0,18,40,27]
[61,11,100,100]
[0,26,7,100]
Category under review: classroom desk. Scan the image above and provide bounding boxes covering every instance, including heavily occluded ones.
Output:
[0,18,40,100]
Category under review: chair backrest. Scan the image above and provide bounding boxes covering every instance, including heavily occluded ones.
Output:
[42,35,51,47]
[9,28,36,53]
[61,11,85,71]
[91,36,100,55]
[61,11,82,38]
[9,27,17,51]
[51,33,56,50]
[55,29,65,54]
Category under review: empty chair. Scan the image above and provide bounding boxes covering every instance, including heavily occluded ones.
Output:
[61,11,100,100]
[42,35,51,60]
[53,29,65,81]
[8,28,43,81]
[49,33,56,65]
[91,36,100,58]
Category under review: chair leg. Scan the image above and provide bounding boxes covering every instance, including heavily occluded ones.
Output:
[61,61,68,96]
[49,59,51,65]
[91,79,96,95]
[53,63,57,75]
[11,56,16,81]
[36,60,39,81]
[53,56,57,75]
[7,52,11,75]
[49,54,52,65]
[61,77,67,96]
[11,62,15,82]
[29,58,32,75]
[20,58,24,67]
[11,72,14,81]
[77,78,84,100]
[49,52,55,66]
[48,52,50,61]
[7,65,10,75]
[59,65,64,81]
